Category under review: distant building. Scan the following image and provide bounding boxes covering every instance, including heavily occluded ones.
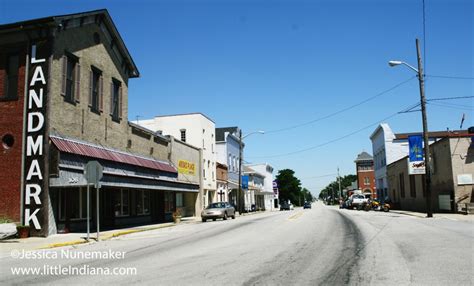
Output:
[138,113,217,211]
[243,166,265,211]
[215,127,243,207]
[387,132,473,213]
[354,151,376,199]
[246,163,277,210]
[216,163,229,203]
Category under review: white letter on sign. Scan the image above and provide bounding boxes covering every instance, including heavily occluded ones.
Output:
[25,208,41,230]
[28,89,43,109]
[27,112,44,132]
[25,184,42,205]
[26,135,43,156]
[26,160,43,180]
[30,66,46,86]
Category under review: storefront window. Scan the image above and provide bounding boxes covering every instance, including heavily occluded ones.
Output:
[176,193,183,208]
[114,189,130,217]
[164,191,174,213]
[59,188,88,220]
[136,190,150,215]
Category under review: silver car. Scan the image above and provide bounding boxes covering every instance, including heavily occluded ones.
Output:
[201,202,236,222]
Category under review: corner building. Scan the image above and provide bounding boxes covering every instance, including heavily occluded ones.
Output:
[0,10,199,236]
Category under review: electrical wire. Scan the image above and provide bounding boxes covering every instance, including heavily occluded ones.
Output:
[264,76,416,134]
[300,173,337,180]
[428,102,473,111]
[249,111,403,159]
[425,75,474,80]
[427,96,474,101]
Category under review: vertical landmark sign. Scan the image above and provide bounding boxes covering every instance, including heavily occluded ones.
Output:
[23,42,50,236]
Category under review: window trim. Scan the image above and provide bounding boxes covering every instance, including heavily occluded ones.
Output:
[110,77,122,122]
[64,52,78,105]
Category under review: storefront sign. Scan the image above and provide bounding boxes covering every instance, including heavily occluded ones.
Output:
[408,159,426,175]
[408,135,425,175]
[23,43,49,235]
[178,160,195,175]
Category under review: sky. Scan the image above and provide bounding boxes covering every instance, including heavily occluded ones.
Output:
[1,0,472,196]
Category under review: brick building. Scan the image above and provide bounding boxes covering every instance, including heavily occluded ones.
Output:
[354,151,376,199]
[0,10,200,236]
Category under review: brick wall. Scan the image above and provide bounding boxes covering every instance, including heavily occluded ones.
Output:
[0,47,26,222]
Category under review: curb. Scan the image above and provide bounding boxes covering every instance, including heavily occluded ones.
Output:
[40,223,176,249]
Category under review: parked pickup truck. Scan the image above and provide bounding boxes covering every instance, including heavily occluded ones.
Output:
[348,194,368,209]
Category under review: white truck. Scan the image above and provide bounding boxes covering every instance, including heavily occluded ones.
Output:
[349,194,368,209]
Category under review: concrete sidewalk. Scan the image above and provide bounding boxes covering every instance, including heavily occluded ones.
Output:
[0,217,198,257]
[389,210,474,222]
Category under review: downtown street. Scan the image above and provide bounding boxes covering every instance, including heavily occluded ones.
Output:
[1,203,473,286]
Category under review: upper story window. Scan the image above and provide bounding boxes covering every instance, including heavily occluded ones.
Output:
[1,53,20,100]
[110,78,122,122]
[61,53,80,104]
[180,129,186,142]
[89,66,103,114]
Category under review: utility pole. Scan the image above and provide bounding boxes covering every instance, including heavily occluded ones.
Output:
[238,129,243,214]
[338,167,342,200]
[416,38,433,218]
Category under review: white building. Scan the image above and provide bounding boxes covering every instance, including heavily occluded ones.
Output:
[370,123,452,200]
[215,127,242,206]
[246,163,277,211]
[138,113,217,211]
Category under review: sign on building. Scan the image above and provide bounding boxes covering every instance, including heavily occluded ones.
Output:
[23,42,51,236]
[178,160,195,175]
[242,175,249,190]
[408,135,425,175]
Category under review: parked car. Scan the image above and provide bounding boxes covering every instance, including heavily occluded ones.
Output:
[201,202,236,222]
[303,202,312,209]
[280,201,291,211]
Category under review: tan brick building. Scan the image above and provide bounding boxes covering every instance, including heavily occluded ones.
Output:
[0,10,200,236]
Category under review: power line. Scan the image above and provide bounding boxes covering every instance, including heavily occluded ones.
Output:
[265,76,416,134]
[300,173,337,180]
[428,102,473,111]
[427,96,474,101]
[426,75,474,80]
[249,111,403,159]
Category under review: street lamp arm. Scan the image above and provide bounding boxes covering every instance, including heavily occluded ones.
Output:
[242,130,265,139]
[389,60,419,73]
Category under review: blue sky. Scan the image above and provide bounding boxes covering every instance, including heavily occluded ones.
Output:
[2,0,472,196]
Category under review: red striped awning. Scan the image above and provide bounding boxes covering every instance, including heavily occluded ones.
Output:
[50,135,177,173]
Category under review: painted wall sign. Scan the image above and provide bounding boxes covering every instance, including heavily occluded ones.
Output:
[178,160,195,175]
[23,42,50,236]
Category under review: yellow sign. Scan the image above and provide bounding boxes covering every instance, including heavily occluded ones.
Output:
[178,160,195,175]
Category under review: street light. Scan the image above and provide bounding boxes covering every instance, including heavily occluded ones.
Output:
[238,130,264,214]
[389,38,433,218]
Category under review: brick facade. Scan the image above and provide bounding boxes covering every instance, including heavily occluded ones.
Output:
[0,47,27,222]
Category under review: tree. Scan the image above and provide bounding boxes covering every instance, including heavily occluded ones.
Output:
[301,188,314,202]
[275,169,301,205]
[318,174,357,203]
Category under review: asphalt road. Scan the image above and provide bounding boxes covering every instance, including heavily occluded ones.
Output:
[1,202,473,285]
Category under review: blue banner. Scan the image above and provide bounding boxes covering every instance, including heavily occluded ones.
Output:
[408,135,423,162]
[242,175,249,190]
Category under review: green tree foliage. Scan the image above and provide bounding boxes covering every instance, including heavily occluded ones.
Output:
[275,169,301,206]
[275,169,315,206]
[301,188,314,203]
[318,174,357,202]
